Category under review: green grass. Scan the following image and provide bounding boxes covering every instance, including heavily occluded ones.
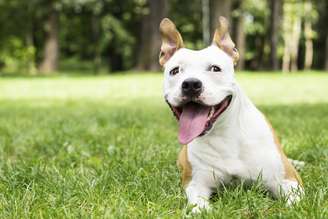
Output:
[0,72,328,218]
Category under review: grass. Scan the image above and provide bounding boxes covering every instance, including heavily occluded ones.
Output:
[0,72,328,218]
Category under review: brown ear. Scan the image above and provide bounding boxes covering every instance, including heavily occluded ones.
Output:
[159,18,184,66]
[212,16,239,65]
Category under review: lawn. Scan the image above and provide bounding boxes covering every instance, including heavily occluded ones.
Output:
[0,72,328,218]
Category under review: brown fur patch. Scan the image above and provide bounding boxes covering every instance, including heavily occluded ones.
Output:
[177,145,192,188]
[159,18,184,66]
[212,16,239,65]
[265,117,303,186]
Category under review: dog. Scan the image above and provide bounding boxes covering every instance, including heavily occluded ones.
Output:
[159,17,303,213]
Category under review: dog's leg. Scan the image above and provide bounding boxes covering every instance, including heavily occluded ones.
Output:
[264,118,304,204]
[185,181,212,213]
[178,146,216,213]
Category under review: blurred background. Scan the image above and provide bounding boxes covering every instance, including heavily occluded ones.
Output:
[0,0,327,75]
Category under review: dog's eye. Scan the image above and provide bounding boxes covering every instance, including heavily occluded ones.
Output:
[210,65,221,72]
[169,67,179,75]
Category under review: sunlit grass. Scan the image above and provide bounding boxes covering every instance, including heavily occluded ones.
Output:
[0,72,327,218]
[1,72,327,105]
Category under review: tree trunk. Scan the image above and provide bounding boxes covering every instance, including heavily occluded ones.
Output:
[39,3,59,74]
[282,1,302,72]
[234,0,245,70]
[202,0,210,45]
[304,21,313,70]
[25,2,36,75]
[325,33,328,71]
[269,0,282,70]
[304,0,313,70]
[25,29,37,75]
[282,42,290,72]
[210,0,232,39]
[290,18,301,72]
[283,18,301,72]
[235,15,245,70]
[136,0,168,71]
[92,14,101,74]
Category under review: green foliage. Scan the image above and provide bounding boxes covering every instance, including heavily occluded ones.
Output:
[243,0,270,61]
[0,0,46,73]
[0,72,327,217]
[170,0,204,49]
[0,0,326,73]
[0,37,36,74]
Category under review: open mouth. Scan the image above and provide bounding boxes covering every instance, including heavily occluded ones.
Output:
[167,95,232,144]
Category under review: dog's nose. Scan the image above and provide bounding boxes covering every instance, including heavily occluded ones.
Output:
[181,78,203,97]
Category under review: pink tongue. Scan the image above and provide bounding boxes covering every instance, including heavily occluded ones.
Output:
[178,103,211,144]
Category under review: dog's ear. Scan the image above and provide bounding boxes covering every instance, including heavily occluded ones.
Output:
[159,18,184,66]
[212,16,239,65]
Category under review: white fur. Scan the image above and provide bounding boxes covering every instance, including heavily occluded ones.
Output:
[163,45,303,212]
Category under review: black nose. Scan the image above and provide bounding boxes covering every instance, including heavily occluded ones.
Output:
[181,78,203,97]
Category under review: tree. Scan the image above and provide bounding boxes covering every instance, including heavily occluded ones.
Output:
[210,0,232,38]
[282,1,302,72]
[0,0,41,74]
[324,2,328,71]
[269,0,282,70]
[234,0,246,70]
[326,33,328,71]
[202,0,210,45]
[304,0,315,70]
[0,0,327,73]
[136,0,168,71]
[240,0,269,70]
[39,1,59,74]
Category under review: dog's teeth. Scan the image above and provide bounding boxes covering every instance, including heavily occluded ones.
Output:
[209,107,215,118]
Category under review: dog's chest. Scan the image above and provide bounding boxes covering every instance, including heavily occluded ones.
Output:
[188,135,247,179]
[186,121,283,187]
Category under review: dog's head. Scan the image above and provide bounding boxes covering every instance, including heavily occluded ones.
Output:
[159,17,239,145]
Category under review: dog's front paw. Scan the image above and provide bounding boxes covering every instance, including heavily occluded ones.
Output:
[281,179,304,206]
[286,187,304,206]
[190,202,211,214]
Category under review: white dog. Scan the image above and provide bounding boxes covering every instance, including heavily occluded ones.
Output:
[159,17,303,213]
